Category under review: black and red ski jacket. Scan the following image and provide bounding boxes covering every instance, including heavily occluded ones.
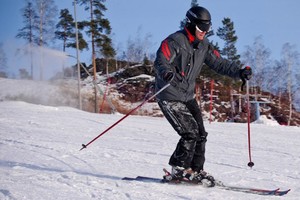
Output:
[154,27,241,102]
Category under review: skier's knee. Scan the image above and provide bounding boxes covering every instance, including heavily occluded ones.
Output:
[179,129,198,141]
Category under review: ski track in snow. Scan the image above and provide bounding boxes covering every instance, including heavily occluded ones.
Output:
[0,101,299,200]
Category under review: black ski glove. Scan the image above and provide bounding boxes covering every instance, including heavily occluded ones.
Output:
[163,71,174,83]
[240,66,252,91]
[240,66,252,80]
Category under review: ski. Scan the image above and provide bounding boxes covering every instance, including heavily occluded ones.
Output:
[217,184,290,196]
[122,175,290,196]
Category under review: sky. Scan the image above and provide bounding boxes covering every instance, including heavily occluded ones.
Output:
[0,0,300,77]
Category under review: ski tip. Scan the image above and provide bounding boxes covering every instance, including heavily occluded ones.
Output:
[285,189,291,193]
[163,168,171,175]
[276,189,291,196]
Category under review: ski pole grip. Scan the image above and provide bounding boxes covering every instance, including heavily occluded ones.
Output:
[241,77,246,91]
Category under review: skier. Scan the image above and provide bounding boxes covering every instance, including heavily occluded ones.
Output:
[154,6,252,182]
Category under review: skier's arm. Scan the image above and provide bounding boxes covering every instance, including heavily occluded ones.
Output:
[154,38,178,82]
[204,44,241,78]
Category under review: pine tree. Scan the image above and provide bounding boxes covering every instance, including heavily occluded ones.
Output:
[16,1,38,45]
[78,0,115,59]
[78,0,115,112]
[216,17,242,119]
[55,9,88,52]
[16,0,39,79]
[216,17,241,65]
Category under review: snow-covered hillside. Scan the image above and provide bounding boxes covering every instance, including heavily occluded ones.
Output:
[0,101,299,200]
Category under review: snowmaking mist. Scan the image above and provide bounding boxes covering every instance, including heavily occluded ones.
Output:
[0,40,83,108]
[3,40,73,80]
[0,78,80,108]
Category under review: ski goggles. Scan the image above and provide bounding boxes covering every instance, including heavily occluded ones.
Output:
[195,21,211,32]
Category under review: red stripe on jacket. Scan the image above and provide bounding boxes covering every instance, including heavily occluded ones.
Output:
[161,39,171,61]
[213,50,220,58]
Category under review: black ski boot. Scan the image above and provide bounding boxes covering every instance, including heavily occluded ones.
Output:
[163,166,195,182]
[193,170,215,187]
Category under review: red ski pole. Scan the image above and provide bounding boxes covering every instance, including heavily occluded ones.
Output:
[209,79,214,124]
[246,80,254,168]
[80,83,170,151]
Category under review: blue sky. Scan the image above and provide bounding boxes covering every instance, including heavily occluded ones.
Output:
[103,0,300,60]
[1,0,300,75]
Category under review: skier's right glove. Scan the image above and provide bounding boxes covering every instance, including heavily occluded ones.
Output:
[163,71,174,83]
[240,66,252,91]
[240,66,252,80]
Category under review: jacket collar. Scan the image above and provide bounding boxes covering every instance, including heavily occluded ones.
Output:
[184,27,195,43]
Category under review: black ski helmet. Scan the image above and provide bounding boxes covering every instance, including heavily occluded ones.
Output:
[186,6,212,33]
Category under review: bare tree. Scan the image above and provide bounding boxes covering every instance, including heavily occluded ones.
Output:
[33,0,58,80]
[272,59,287,107]
[125,27,153,63]
[242,36,271,93]
[294,74,300,111]
[281,43,300,125]
[0,43,7,77]
[34,0,58,46]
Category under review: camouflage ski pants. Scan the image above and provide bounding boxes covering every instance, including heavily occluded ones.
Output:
[158,98,207,172]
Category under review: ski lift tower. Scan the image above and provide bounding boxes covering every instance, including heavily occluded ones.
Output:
[249,100,271,120]
[231,91,271,120]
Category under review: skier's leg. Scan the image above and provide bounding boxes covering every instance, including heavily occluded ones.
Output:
[158,100,199,169]
[191,137,207,171]
[186,99,208,172]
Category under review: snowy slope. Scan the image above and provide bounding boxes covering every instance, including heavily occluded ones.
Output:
[0,101,299,200]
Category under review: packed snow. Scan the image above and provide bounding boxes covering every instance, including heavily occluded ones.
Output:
[0,101,299,200]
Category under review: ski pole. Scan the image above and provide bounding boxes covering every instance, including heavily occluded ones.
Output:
[80,83,170,151]
[209,79,214,124]
[246,80,254,168]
